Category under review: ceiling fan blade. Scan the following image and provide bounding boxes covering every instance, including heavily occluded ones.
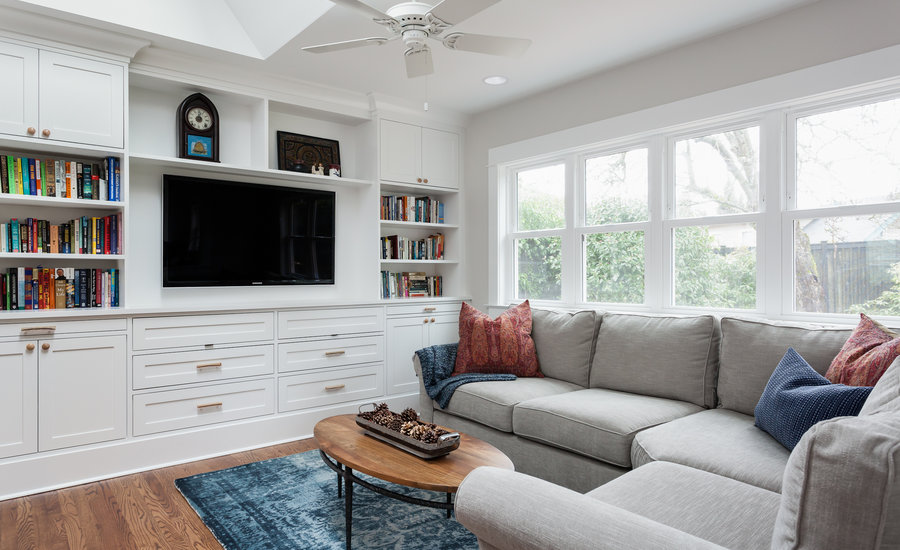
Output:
[442,32,530,57]
[302,37,392,54]
[329,0,395,22]
[405,48,434,78]
[429,0,500,25]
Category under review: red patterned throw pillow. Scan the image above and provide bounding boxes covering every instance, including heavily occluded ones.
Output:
[453,301,542,377]
[825,313,900,386]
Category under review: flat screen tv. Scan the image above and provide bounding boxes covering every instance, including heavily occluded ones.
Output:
[163,174,335,287]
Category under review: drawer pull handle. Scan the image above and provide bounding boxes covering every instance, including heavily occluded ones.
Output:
[325,384,345,391]
[197,402,223,410]
[424,307,437,312]
[196,362,223,370]
[21,326,56,333]
[325,350,346,357]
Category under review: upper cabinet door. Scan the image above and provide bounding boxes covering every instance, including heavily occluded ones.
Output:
[380,119,422,185]
[0,42,39,139]
[421,127,459,189]
[38,51,124,148]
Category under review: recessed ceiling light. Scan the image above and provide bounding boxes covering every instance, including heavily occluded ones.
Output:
[483,75,508,86]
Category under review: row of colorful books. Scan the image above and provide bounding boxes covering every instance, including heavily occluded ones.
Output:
[380,271,443,298]
[0,213,122,255]
[0,267,120,310]
[380,233,444,260]
[380,194,444,224]
[0,155,121,201]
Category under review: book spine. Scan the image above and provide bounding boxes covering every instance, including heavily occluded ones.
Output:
[10,268,17,310]
[76,162,83,199]
[83,164,92,200]
[0,155,7,194]
[17,267,24,309]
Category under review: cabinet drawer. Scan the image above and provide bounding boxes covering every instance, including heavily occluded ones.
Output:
[0,318,126,338]
[133,379,274,436]
[132,313,274,350]
[386,302,462,317]
[278,308,384,339]
[278,364,384,412]
[278,336,383,374]
[133,345,274,390]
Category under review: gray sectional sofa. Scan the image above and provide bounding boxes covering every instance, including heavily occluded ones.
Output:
[412,308,900,549]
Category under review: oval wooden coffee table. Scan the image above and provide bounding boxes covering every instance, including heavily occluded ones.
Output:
[314,414,513,550]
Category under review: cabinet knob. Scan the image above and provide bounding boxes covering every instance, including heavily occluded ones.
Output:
[430,318,435,323]
[417,177,423,183]
[41,129,51,138]
[423,319,429,324]
[41,343,50,351]
[26,127,36,135]
[423,178,429,184]
[26,343,35,351]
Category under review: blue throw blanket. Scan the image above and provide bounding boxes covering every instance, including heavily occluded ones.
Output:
[415,343,516,409]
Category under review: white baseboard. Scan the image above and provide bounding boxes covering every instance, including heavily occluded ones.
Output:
[0,393,418,501]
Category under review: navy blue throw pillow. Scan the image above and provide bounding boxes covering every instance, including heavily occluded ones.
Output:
[754,347,872,450]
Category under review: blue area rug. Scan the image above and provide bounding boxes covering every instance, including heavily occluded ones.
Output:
[175,449,478,549]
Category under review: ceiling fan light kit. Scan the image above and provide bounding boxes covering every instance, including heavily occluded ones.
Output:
[303,0,530,78]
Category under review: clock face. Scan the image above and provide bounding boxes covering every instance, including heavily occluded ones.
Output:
[187,107,213,131]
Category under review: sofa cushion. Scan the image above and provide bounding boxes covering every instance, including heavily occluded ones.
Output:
[632,408,790,492]
[589,461,780,550]
[440,377,581,432]
[772,412,900,550]
[513,388,703,468]
[531,308,599,387]
[861,357,900,415]
[825,313,900,386]
[453,301,542,377]
[589,313,719,408]
[754,347,872,450]
[717,317,851,416]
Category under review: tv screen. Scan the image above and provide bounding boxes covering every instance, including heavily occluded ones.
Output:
[163,175,335,287]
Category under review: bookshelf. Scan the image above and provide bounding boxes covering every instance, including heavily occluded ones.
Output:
[378,132,461,300]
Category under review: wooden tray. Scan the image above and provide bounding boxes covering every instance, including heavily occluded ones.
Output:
[355,416,460,459]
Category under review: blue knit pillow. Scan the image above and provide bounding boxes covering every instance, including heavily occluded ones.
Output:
[754,347,872,450]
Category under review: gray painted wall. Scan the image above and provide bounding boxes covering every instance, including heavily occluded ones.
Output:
[462,0,900,310]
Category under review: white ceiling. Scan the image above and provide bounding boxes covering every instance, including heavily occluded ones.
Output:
[7,0,818,115]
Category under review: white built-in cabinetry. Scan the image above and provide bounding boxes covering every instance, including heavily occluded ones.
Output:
[0,40,124,148]
[385,302,460,394]
[378,118,462,299]
[0,321,126,459]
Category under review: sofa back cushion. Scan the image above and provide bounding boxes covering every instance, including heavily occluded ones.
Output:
[771,411,900,549]
[589,313,719,408]
[531,308,599,387]
[717,317,850,415]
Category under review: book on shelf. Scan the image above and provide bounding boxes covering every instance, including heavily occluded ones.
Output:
[0,153,121,201]
[380,233,444,260]
[0,266,119,310]
[380,194,445,224]
[380,271,443,299]
[0,213,122,255]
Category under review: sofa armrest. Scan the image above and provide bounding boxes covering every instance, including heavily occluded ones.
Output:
[412,354,434,423]
[456,467,727,550]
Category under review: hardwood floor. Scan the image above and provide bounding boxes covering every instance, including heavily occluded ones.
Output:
[0,438,318,550]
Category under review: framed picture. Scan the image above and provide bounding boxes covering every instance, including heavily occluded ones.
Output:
[277,131,341,172]
[186,135,214,159]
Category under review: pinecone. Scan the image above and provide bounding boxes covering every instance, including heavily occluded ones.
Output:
[409,424,428,440]
[400,407,419,422]
[387,417,403,431]
[400,421,419,436]
[420,428,439,444]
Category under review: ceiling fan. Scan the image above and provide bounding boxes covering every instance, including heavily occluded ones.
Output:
[302,0,531,78]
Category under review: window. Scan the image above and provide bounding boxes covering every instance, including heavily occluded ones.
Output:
[498,88,900,321]
[791,96,900,315]
[582,147,648,304]
[671,126,760,310]
[513,163,565,301]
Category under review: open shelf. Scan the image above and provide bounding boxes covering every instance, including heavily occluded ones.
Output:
[379,220,458,230]
[0,195,122,210]
[129,153,372,188]
[0,253,124,261]
[380,259,457,265]
[380,181,459,195]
